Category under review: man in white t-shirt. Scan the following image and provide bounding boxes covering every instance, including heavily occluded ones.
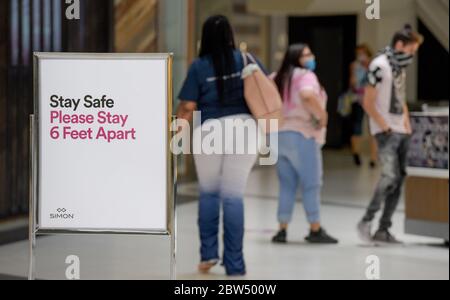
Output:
[357,25,424,244]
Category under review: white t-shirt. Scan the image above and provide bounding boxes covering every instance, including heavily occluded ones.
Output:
[367,54,408,136]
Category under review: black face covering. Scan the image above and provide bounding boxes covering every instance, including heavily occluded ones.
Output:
[393,50,414,70]
[378,47,413,77]
[390,51,413,114]
[390,77,406,115]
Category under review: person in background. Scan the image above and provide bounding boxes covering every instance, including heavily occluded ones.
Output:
[357,24,424,244]
[271,44,338,244]
[349,44,378,168]
[176,15,266,276]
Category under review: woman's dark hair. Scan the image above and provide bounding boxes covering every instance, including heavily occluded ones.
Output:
[392,24,424,47]
[274,43,309,101]
[199,15,237,103]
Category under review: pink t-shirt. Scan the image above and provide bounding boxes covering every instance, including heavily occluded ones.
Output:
[280,68,328,145]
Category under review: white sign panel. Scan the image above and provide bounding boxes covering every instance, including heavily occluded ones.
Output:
[35,53,172,233]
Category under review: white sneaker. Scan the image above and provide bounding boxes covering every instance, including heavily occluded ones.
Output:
[357,221,373,243]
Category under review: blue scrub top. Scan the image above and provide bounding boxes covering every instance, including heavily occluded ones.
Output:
[178,50,267,124]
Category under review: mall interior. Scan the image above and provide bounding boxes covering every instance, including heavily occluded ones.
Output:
[0,0,448,280]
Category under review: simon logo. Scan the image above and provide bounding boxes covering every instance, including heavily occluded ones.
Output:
[50,208,75,220]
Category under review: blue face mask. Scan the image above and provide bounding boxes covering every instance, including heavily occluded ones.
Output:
[304,59,317,71]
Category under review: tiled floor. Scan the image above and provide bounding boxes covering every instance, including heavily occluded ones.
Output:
[178,150,402,209]
[0,151,447,280]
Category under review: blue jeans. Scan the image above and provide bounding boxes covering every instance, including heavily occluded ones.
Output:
[194,114,259,275]
[197,192,246,275]
[276,131,323,225]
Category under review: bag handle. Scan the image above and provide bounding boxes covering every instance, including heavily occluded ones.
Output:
[241,52,257,67]
[241,52,248,67]
[246,53,257,64]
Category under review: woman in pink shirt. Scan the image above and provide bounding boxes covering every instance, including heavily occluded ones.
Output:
[272,44,338,244]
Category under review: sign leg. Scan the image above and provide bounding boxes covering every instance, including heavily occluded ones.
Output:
[28,115,36,280]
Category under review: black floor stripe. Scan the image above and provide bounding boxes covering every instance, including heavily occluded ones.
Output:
[0,274,26,280]
[0,196,197,247]
[0,227,28,246]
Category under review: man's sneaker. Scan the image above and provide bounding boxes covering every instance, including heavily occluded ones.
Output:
[272,229,287,243]
[357,220,373,243]
[372,229,403,245]
[305,228,339,244]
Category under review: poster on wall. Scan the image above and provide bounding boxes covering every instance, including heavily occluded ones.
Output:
[407,112,449,178]
[34,53,173,233]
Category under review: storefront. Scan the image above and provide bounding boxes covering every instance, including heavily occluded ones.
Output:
[0,0,179,220]
[406,110,449,242]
